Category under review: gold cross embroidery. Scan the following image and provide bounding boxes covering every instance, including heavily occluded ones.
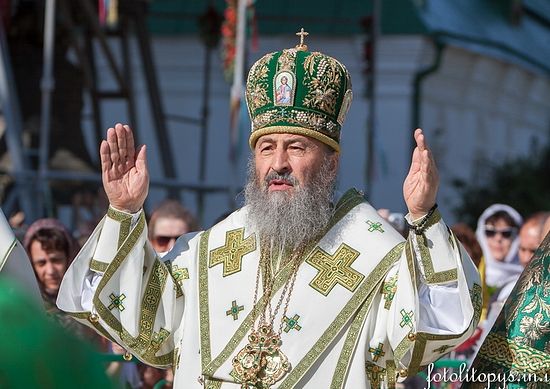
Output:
[368,342,385,362]
[209,228,256,277]
[108,293,126,311]
[400,309,414,330]
[365,361,386,388]
[171,264,189,285]
[143,328,170,358]
[283,314,302,333]
[226,300,245,321]
[306,243,364,296]
[366,220,385,233]
[151,328,170,350]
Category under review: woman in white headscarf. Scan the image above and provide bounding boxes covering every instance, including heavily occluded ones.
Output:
[475,204,523,293]
[472,204,524,361]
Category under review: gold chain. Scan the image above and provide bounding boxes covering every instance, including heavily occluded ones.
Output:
[251,241,304,334]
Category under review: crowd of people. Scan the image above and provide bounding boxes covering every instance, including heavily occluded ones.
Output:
[374,204,550,388]
[1,196,202,388]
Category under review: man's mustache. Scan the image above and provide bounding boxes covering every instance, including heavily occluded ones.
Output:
[264,171,299,187]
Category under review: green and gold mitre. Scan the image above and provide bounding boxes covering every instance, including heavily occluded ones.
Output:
[246,29,353,152]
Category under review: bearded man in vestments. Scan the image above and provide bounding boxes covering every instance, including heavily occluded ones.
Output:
[57,33,481,388]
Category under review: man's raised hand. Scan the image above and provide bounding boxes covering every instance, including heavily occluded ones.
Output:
[403,128,439,220]
[100,123,149,213]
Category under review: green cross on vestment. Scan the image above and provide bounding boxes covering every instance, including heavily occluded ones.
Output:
[226,300,244,320]
[108,293,126,311]
[171,264,189,284]
[151,328,170,351]
[306,243,364,296]
[368,342,385,362]
[366,220,385,233]
[210,228,256,277]
[434,344,453,354]
[283,314,302,333]
[400,309,414,329]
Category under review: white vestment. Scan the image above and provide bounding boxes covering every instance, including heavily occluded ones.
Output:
[0,208,41,302]
[58,189,481,388]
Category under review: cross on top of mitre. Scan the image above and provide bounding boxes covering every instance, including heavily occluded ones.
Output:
[295,28,309,51]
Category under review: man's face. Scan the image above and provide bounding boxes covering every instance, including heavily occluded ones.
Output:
[518,225,541,267]
[151,217,189,253]
[254,133,335,195]
[30,240,68,294]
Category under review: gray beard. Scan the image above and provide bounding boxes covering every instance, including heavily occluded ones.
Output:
[244,156,337,252]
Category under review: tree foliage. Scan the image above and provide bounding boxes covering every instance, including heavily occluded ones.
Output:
[452,144,550,228]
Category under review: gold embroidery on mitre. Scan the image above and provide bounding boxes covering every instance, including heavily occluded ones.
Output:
[277,49,297,71]
[246,53,273,113]
[252,108,339,136]
[302,52,342,116]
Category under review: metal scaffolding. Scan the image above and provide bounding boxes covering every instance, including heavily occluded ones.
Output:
[0,0,230,225]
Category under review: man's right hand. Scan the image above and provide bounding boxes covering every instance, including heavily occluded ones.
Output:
[100,123,149,213]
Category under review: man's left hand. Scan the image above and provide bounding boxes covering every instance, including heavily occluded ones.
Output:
[403,128,439,220]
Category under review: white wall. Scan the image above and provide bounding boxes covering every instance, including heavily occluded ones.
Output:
[420,45,550,219]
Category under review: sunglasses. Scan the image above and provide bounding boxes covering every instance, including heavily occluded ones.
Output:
[153,235,180,247]
[484,226,517,239]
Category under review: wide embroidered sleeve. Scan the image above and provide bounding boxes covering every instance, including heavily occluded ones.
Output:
[57,206,198,367]
[365,208,482,384]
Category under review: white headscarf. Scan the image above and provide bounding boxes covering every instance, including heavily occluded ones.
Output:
[476,204,523,288]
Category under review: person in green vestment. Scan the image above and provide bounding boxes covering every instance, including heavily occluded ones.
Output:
[0,278,114,389]
[462,231,550,388]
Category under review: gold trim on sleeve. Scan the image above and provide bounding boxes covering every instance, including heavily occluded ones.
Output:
[107,206,134,249]
[91,212,175,367]
[90,259,109,273]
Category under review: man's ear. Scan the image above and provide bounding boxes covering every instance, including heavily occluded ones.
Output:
[328,152,340,175]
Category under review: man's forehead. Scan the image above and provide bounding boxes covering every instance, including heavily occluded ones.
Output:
[256,133,318,145]
[155,218,188,234]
